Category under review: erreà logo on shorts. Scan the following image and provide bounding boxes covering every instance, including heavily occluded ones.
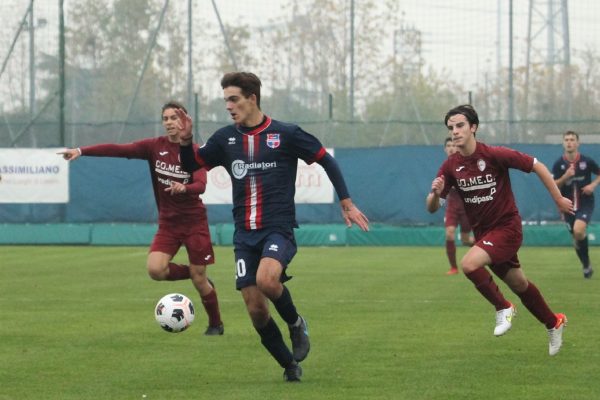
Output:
[231,159,277,179]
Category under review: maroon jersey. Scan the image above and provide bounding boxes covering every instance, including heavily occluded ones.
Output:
[81,136,207,225]
[445,187,466,215]
[437,142,534,235]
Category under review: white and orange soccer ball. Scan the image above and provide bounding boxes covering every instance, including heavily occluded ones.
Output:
[154,293,195,333]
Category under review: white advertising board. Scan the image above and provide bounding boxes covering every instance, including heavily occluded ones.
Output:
[0,148,69,203]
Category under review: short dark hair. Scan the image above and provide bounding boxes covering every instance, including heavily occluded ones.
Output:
[563,130,579,140]
[221,72,262,108]
[444,104,479,128]
[444,137,453,145]
[162,100,187,115]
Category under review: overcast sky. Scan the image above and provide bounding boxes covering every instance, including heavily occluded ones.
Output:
[1,1,599,108]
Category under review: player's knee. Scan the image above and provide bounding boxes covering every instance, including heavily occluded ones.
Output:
[190,265,207,281]
[573,230,586,241]
[460,257,478,274]
[510,278,529,293]
[256,276,280,298]
[147,262,167,281]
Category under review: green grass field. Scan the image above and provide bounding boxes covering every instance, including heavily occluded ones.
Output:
[1,245,599,400]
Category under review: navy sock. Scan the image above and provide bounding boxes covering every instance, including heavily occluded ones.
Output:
[255,318,294,368]
[272,286,299,325]
[575,237,590,268]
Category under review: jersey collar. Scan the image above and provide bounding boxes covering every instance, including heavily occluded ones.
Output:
[236,115,272,136]
[563,152,580,164]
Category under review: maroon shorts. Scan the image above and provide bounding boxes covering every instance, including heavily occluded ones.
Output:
[444,207,472,232]
[474,220,522,279]
[150,222,215,266]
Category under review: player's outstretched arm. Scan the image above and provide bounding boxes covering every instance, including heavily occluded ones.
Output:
[426,176,444,213]
[340,198,369,231]
[533,160,574,215]
[57,148,82,161]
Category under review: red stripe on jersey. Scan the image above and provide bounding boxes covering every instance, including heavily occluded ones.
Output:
[255,175,263,229]
[565,154,580,211]
[243,134,263,230]
[245,176,253,230]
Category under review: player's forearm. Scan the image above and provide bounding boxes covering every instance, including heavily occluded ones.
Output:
[184,178,207,194]
[81,143,141,158]
[318,153,350,200]
[534,161,563,202]
[554,174,569,188]
[183,170,207,194]
[179,144,201,172]
[426,192,441,213]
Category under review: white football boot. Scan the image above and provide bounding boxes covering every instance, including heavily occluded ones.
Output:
[548,313,567,356]
[494,303,516,336]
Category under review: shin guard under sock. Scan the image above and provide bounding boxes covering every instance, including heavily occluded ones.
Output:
[166,263,190,280]
[516,281,557,329]
[201,289,222,327]
[465,268,511,311]
[272,286,299,325]
[446,240,457,268]
[255,318,294,368]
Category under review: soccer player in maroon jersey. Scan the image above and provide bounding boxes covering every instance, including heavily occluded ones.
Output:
[426,104,572,356]
[441,137,474,275]
[552,130,600,279]
[58,101,224,336]
[177,72,369,382]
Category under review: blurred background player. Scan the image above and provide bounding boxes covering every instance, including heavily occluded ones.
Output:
[59,101,224,335]
[552,130,600,279]
[426,104,571,356]
[177,72,370,382]
[441,137,474,275]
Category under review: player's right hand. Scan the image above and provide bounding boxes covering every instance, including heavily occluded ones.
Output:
[557,196,574,215]
[430,176,445,195]
[57,148,81,161]
[565,164,576,178]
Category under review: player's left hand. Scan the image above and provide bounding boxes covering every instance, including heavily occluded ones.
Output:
[174,109,193,145]
[165,181,187,195]
[556,196,574,215]
[340,199,369,231]
[581,184,596,196]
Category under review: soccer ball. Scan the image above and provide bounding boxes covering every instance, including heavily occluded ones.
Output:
[154,293,195,333]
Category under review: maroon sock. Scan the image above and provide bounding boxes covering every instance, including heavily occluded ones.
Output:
[465,268,511,311]
[201,289,222,327]
[166,263,190,281]
[516,281,557,329]
[446,240,457,268]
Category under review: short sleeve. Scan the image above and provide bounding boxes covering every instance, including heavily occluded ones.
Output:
[289,126,326,164]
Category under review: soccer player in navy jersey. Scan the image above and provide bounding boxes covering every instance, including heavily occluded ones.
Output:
[552,130,600,279]
[426,104,572,356]
[58,101,224,336]
[177,72,369,382]
[441,137,474,275]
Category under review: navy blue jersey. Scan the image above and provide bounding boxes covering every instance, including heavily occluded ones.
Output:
[552,153,600,210]
[193,116,326,230]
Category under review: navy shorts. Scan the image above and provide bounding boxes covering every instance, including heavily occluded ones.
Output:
[564,199,594,232]
[233,227,297,290]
